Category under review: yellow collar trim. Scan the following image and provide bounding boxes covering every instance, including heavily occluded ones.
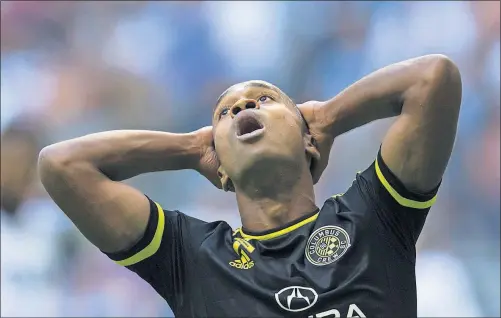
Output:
[236,212,319,241]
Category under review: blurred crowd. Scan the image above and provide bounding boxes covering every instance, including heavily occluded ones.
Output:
[1,1,499,317]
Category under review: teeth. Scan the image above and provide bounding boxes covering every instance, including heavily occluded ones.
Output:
[236,127,265,140]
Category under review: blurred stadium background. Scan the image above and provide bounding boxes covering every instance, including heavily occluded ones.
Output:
[1,1,499,317]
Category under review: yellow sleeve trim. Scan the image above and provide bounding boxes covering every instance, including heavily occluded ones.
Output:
[115,202,165,266]
[375,158,437,209]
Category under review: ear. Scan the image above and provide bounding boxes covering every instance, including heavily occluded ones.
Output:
[217,166,235,192]
[304,133,321,172]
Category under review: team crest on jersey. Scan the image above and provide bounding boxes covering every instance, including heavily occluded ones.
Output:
[305,225,351,266]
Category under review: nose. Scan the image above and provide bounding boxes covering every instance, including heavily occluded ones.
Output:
[230,99,259,118]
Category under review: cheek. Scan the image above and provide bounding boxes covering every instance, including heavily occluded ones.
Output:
[269,106,301,126]
[271,110,302,139]
[275,115,306,153]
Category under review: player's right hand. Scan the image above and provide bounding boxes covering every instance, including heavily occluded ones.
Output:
[194,126,224,190]
[298,101,335,184]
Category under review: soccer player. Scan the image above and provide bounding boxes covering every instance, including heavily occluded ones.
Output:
[39,54,461,317]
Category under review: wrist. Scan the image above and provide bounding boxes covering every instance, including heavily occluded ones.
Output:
[190,127,214,172]
[315,101,345,138]
[182,131,204,171]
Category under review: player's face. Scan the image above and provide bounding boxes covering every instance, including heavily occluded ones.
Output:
[212,81,308,189]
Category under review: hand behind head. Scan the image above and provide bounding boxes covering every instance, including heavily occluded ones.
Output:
[298,101,335,184]
[194,126,234,191]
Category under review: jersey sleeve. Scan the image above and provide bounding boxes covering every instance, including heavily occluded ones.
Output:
[356,149,440,253]
[102,195,213,309]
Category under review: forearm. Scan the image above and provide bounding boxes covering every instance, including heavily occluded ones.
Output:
[40,130,201,181]
[322,54,456,137]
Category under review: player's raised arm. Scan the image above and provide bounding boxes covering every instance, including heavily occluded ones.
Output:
[38,129,218,253]
[317,54,462,193]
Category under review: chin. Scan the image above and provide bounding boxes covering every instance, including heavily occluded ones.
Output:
[235,137,286,157]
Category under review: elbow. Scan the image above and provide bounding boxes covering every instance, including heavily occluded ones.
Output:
[427,54,462,86]
[39,144,68,169]
[38,146,60,184]
[39,143,117,183]
[422,54,462,112]
[38,144,74,186]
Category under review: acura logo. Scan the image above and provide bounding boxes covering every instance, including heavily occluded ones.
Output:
[275,286,318,312]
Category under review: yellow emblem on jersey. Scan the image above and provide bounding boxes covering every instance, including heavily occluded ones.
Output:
[229,237,255,270]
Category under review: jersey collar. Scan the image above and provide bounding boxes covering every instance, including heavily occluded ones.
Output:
[236,209,319,241]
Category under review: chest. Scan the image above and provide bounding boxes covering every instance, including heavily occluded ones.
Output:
[193,226,388,317]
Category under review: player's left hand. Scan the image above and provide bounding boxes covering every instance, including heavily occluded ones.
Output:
[298,101,335,184]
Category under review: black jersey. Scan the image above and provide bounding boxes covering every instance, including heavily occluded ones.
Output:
[105,150,439,317]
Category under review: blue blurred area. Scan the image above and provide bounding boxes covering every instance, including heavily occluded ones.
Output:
[1,1,499,317]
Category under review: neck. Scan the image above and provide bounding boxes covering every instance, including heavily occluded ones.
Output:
[234,164,317,233]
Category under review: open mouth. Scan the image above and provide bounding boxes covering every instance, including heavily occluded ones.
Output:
[236,113,264,136]
[235,111,265,141]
